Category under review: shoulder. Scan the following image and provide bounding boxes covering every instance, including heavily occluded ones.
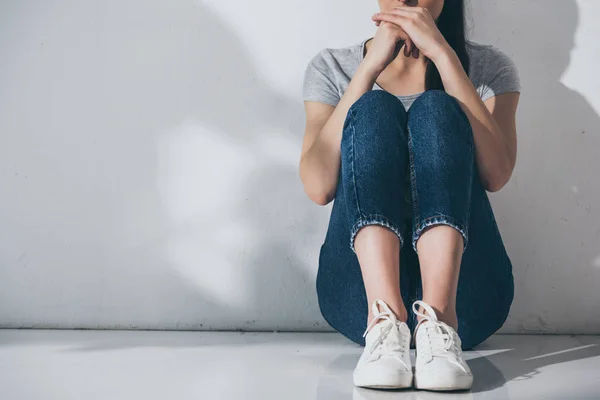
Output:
[465,40,521,100]
[466,40,518,74]
[465,39,495,57]
[303,41,362,106]
[305,41,363,72]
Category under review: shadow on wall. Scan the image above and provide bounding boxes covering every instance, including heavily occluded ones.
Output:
[470,0,600,333]
[0,0,328,337]
[154,1,328,331]
[150,0,326,331]
[1,0,598,344]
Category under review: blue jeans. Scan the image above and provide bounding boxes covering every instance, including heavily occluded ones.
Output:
[316,89,515,350]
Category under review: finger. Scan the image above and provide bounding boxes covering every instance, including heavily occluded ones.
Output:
[372,14,410,37]
[375,19,408,38]
[391,6,420,13]
[390,6,427,16]
[397,27,411,48]
[372,13,410,27]
[404,38,413,57]
[412,46,419,59]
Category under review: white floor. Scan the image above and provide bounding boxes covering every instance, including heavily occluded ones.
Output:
[0,330,598,399]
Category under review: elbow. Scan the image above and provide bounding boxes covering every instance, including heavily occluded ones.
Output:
[484,180,505,193]
[299,157,335,206]
[300,171,334,205]
[482,151,515,193]
[483,169,512,193]
[313,195,332,206]
[305,187,334,206]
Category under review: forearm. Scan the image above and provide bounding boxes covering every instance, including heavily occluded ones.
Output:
[432,47,512,191]
[301,62,380,204]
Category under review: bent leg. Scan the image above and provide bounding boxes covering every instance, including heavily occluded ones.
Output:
[316,90,415,345]
[407,90,514,349]
[407,90,473,330]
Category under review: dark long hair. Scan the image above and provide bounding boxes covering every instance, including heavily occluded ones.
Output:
[426,0,470,91]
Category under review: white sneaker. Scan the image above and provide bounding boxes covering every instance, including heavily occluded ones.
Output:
[353,299,413,389]
[412,300,473,391]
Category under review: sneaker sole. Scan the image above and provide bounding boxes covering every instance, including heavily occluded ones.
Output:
[414,372,473,391]
[353,372,413,389]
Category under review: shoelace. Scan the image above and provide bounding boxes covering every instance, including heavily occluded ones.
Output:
[412,300,463,363]
[362,311,396,339]
[361,300,407,363]
[362,299,400,339]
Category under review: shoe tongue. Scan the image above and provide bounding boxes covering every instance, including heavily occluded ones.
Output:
[420,320,454,348]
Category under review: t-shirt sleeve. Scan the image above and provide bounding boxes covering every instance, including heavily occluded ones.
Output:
[302,49,340,107]
[479,46,521,102]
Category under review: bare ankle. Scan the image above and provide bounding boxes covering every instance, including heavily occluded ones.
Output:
[440,314,458,331]
[417,303,458,330]
[368,304,408,325]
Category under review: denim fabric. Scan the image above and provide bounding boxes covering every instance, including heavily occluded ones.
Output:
[315,89,515,350]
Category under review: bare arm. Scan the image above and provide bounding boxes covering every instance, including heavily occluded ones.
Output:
[372,7,521,192]
[434,49,520,192]
[299,62,380,205]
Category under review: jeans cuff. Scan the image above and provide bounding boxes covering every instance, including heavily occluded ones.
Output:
[350,214,404,254]
[412,214,468,254]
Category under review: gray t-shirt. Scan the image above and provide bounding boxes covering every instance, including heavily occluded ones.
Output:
[302,37,521,221]
[303,37,521,109]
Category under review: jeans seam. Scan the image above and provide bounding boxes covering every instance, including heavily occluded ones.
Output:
[349,109,363,221]
[350,214,404,254]
[407,124,420,224]
[412,214,469,254]
[466,146,474,224]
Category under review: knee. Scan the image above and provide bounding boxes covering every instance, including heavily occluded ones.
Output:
[352,89,402,108]
[348,90,407,122]
[410,89,456,111]
[408,90,473,147]
[409,89,463,125]
[342,90,408,149]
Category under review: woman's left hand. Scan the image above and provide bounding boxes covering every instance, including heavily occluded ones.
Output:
[371,6,451,61]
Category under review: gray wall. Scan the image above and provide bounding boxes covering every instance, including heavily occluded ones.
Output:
[0,0,598,333]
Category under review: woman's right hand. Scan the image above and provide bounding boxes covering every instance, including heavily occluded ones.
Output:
[362,20,418,74]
